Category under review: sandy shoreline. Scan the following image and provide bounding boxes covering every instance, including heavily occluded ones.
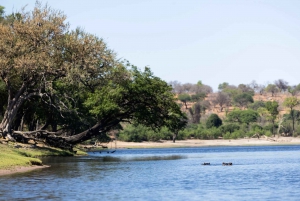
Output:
[112,137,300,149]
[0,165,50,177]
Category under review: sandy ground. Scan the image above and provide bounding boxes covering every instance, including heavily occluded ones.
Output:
[0,165,50,177]
[110,136,300,149]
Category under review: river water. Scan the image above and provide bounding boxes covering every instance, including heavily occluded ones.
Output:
[1,145,300,201]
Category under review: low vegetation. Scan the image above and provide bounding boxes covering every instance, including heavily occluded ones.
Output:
[0,142,86,170]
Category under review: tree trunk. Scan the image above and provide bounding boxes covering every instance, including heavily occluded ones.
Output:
[272,120,275,137]
[172,132,177,143]
[291,109,295,136]
[9,118,121,150]
[0,82,28,138]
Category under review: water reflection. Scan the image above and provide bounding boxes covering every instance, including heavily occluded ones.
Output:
[98,155,186,162]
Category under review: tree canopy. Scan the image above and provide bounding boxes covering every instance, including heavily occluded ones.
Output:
[226,109,259,125]
[206,114,222,128]
[0,3,187,149]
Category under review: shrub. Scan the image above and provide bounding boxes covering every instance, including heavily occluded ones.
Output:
[206,114,222,129]
[220,123,240,134]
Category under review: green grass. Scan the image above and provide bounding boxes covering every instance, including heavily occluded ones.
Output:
[0,144,43,169]
[0,143,87,170]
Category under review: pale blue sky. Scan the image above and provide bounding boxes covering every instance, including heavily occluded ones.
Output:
[2,0,300,91]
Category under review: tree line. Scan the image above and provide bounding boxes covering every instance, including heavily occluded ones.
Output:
[118,79,300,142]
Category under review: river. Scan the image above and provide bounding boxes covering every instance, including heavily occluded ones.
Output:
[1,145,300,200]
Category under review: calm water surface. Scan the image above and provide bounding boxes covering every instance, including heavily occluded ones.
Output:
[1,145,300,201]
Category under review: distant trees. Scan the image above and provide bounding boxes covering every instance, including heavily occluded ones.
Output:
[237,84,254,96]
[288,84,300,96]
[226,109,259,125]
[206,114,222,128]
[167,78,300,140]
[283,97,300,134]
[265,84,279,97]
[265,101,279,136]
[218,82,229,90]
[212,92,230,112]
[249,101,265,111]
[189,103,201,124]
[0,6,4,22]
[233,93,254,109]
[169,80,212,95]
[275,79,289,92]
[178,94,191,109]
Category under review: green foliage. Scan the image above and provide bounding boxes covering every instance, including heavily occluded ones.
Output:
[265,101,279,121]
[237,84,255,96]
[288,84,300,96]
[195,127,220,139]
[0,143,84,169]
[118,124,156,142]
[265,84,279,96]
[218,82,229,90]
[206,114,222,128]
[178,93,191,102]
[222,87,239,98]
[178,93,191,109]
[282,97,300,134]
[197,80,203,86]
[220,123,240,134]
[0,6,4,22]
[283,97,300,110]
[226,109,259,125]
[118,124,186,142]
[233,93,254,108]
[84,67,187,134]
[188,103,201,124]
[249,101,265,111]
[190,93,206,102]
[223,130,245,139]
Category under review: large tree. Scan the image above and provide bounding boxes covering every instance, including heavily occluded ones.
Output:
[265,84,279,97]
[226,109,259,125]
[274,79,289,92]
[212,92,231,112]
[283,97,300,135]
[178,93,191,109]
[233,93,254,109]
[265,101,279,136]
[0,3,187,149]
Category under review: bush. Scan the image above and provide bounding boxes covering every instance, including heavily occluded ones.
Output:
[264,130,272,137]
[206,114,222,129]
[220,123,240,134]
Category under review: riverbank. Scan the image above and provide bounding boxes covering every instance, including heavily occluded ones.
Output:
[111,136,300,149]
[0,165,50,176]
[0,142,86,176]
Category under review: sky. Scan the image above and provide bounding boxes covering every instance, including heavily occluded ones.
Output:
[2,0,300,91]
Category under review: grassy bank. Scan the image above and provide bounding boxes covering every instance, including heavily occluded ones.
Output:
[0,142,86,170]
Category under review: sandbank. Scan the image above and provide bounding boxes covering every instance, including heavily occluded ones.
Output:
[0,165,50,176]
[112,137,300,149]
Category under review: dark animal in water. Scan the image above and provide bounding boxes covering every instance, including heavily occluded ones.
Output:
[222,162,233,166]
[202,163,210,165]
